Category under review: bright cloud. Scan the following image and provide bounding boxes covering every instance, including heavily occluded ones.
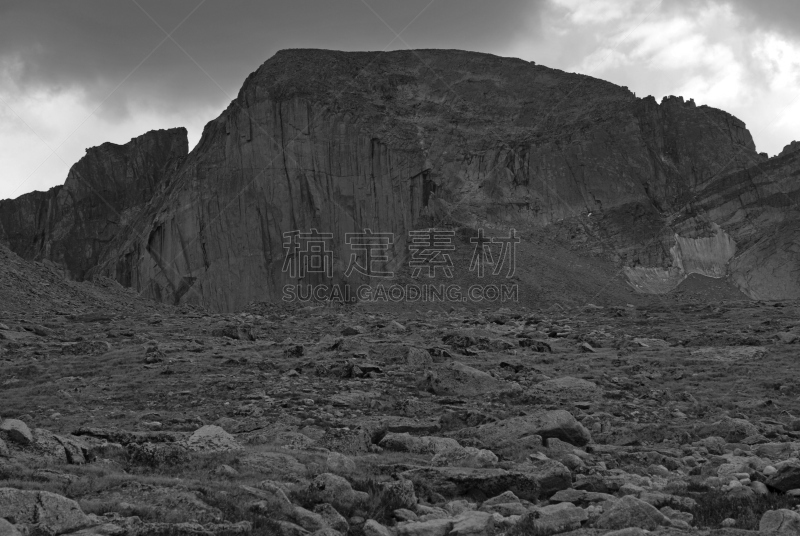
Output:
[0,82,209,201]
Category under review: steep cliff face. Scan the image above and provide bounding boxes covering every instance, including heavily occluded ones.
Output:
[0,128,188,280]
[1,49,791,310]
[82,49,764,311]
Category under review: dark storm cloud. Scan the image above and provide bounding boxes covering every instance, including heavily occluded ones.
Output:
[0,0,544,121]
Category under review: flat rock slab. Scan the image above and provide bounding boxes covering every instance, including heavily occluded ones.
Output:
[0,488,92,533]
[457,409,591,448]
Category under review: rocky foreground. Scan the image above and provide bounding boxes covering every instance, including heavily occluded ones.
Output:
[3,243,800,535]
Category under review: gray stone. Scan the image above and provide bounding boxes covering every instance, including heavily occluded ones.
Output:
[400,466,542,501]
[0,518,21,536]
[313,504,349,534]
[243,481,295,519]
[186,425,242,452]
[594,495,671,531]
[293,506,327,532]
[750,481,769,495]
[0,488,92,533]
[481,491,520,507]
[378,433,460,455]
[310,528,341,536]
[362,520,392,536]
[462,410,591,449]
[431,446,497,468]
[395,518,452,536]
[697,416,759,442]
[420,362,516,397]
[449,511,494,536]
[759,508,800,534]
[766,460,800,492]
[316,427,372,456]
[405,347,433,369]
[0,419,32,446]
[274,521,311,536]
[521,502,588,535]
[306,473,368,512]
[326,452,356,474]
[381,479,417,509]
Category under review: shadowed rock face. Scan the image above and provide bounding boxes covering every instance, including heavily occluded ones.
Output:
[0,128,188,281]
[1,49,797,310]
[677,148,800,300]
[95,50,765,311]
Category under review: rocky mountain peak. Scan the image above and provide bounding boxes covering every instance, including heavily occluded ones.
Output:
[1,50,798,310]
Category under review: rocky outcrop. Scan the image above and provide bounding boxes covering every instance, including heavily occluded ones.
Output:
[2,49,796,309]
[779,140,799,157]
[635,144,800,299]
[0,128,188,280]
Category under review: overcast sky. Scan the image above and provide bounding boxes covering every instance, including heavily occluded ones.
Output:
[1,0,798,201]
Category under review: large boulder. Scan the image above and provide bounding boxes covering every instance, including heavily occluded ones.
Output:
[449,511,495,536]
[363,520,393,536]
[306,473,368,513]
[697,416,759,442]
[186,425,242,452]
[0,419,32,446]
[457,409,591,450]
[420,362,517,397]
[520,502,588,535]
[378,433,460,454]
[518,460,572,497]
[759,509,800,535]
[380,479,417,509]
[31,428,88,464]
[243,481,295,519]
[316,427,372,455]
[313,503,349,534]
[0,488,92,533]
[766,460,800,492]
[594,495,672,531]
[0,518,22,536]
[292,506,327,532]
[404,347,434,369]
[431,446,498,468]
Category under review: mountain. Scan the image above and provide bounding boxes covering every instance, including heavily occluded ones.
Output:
[0,128,188,281]
[1,49,797,311]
